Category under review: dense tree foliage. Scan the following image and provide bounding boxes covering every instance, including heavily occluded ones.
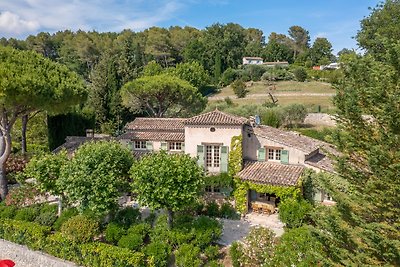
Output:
[58,141,134,214]
[129,151,205,226]
[307,2,400,265]
[121,74,207,117]
[0,46,87,200]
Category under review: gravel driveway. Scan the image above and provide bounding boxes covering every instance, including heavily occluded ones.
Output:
[218,213,284,246]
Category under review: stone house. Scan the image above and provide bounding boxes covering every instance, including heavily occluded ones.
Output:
[118,109,336,211]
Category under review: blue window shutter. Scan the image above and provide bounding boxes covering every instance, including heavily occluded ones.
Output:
[280,150,289,164]
[220,146,229,173]
[146,141,153,151]
[250,190,257,201]
[257,147,266,162]
[181,142,185,152]
[197,145,205,167]
[160,142,168,150]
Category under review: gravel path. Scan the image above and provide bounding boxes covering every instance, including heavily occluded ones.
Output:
[218,213,284,246]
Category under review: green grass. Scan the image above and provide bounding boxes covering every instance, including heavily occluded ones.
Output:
[212,81,334,98]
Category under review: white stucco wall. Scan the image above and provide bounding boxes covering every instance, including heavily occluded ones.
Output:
[242,126,307,164]
[184,125,243,158]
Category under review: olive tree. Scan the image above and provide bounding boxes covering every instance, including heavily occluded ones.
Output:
[0,46,87,200]
[129,151,205,227]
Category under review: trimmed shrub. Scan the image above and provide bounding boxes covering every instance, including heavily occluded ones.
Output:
[53,207,78,231]
[61,215,99,243]
[0,219,51,250]
[175,243,202,267]
[105,222,126,244]
[292,67,308,82]
[192,216,222,249]
[174,213,195,229]
[220,68,238,86]
[150,214,170,243]
[143,241,171,267]
[127,223,151,237]
[45,232,81,262]
[118,233,144,251]
[205,245,220,260]
[231,80,248,98]
[279,198,313,228]
[113,207,141,228]
[14,206,39,222]
[219,203,239,220]
[79,242,145,267]
[205,201,220,217]
[0,203,16,219]
[34,211,57,226]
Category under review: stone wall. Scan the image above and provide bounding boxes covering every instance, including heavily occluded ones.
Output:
[0,239,77,267]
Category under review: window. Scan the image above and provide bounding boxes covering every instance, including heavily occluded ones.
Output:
[267,147,282,161]
[169,142,182,151]
[134,141,147,150]
[206,145,220,168]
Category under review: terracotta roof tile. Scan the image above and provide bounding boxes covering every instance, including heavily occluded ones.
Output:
[52,136,111,154]
[238,161,304,186]
[253,125,334,155]
[185,110,248,126]
[125,118,186,131]
[305,153,335,173]
[118,131,184,141]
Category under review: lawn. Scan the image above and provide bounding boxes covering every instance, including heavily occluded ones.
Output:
[211,81,334,98]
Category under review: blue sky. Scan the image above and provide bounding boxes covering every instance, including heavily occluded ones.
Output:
[0,0,380,54]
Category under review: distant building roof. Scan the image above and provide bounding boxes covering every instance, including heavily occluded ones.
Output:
[243,57,263,60]
[52,136,111,154]
[185,109,248,126]
[305,152,335,173]
[238,161,304,186]
[125,118,186,131]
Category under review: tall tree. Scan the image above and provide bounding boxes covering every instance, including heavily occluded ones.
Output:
[89,51,123,134]
[130,151,205,227]
[144,27,173,67]
[0,46,87,199]
[120,74,207,117]
[288,25,310,60]
[309,3,400,262]
[357,0,400,59]
[310,37,334,65]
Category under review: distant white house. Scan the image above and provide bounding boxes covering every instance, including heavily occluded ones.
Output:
[243,57,263,65]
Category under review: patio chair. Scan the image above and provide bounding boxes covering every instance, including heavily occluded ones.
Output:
[262,205,271,215]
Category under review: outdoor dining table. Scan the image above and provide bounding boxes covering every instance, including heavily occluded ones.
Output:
[251,200,276,214]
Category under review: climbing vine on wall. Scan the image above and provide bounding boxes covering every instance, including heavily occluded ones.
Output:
[228,135,242,177]
[203,173,233,187]
[234,178,301,214]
